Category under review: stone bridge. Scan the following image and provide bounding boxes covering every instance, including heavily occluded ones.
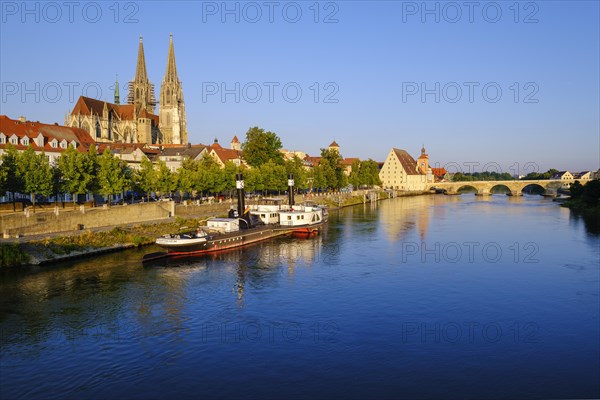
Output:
[432,179,574,196]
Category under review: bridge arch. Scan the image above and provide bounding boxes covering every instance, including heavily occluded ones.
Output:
[456,185,478,194]
[521,183,546,195]
[490,184,512,195]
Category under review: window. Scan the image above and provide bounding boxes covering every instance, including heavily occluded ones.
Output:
[10,136,18,145]
[0,136,4,144]
[50,140,58,148]
[21,137,29,146]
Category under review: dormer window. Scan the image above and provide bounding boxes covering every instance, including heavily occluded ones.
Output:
[60,140,68,149]
[50,139,58,148]
[21,137,29,146]
[10,135,18,145]
[70,141,77,148]
[34,134,44,147]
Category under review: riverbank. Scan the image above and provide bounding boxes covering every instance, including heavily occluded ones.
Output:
[0,190,431,268]
[0,218,207,267]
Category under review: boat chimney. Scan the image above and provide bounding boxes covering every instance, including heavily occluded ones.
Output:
[236,173,248,228]
[288,173,295,206]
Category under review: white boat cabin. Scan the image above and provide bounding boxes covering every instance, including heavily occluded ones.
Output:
[279,206,323,227]
[249,198,288,225]
[207,218,240,233]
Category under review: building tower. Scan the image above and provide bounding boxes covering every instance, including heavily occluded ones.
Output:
[128,36,156,115]
[328,140,340,153]
[159,34,188,144]
[230,135,241,150]
[114,74,120,105]
[417,145,429,174]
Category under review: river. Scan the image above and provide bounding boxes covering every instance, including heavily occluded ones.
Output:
[1,195,598,399]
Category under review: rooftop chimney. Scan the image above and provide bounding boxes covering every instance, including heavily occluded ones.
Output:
[18,116,26,123]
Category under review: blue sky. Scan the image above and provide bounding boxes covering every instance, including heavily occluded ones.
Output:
[1,1,598,173]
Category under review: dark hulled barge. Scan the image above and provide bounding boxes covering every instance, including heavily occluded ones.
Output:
[143,173,326,262]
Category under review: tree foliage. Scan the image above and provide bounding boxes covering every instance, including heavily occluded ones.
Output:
[318,148,346,190]
[18,147,53,209]
[0,144,23,208]
[241,126,284,167]
[98,149,130,205]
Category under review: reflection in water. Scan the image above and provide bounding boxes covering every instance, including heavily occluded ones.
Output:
[569,210,600,236]
[0,194,598,400]
[0,235,328,354]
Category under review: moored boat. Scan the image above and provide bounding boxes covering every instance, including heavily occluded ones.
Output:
[143,173,326,262]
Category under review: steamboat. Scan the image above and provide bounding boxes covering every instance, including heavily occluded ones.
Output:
[143,174,327,262]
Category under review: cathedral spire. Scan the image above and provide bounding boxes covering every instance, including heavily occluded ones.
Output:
[114,74,120,105]
[135,35,148,83]
[128,35,156,114]
[165,33,178,83]
[159,33,187,145]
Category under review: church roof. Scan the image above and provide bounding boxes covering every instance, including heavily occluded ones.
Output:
[231,135,240,143]
[392,148,421,175]
[71,96,158,124]
[329,140,339,147]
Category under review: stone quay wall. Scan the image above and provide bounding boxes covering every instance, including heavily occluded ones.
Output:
[1,202,175,237]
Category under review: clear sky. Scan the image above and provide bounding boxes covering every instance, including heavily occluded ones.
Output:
[1,1,598,173]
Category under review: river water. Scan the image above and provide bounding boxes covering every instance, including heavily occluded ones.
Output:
[1,195,598,399]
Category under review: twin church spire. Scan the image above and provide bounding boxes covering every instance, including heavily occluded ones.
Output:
[124,34,186,144]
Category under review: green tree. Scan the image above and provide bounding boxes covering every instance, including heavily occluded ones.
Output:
[97,149,128,206]
[319,148,346,190]
[348,159,361,188]
[156,160,175,197]
[18,147,53,211]
[196,155,221,195]
[221,161,239,195]
[243,165,263,193]
[0,144,23,210]
[359,159,382,187]
[311,165,326,192]
[241,126,284,167]
[176,158,197,199]
[261,160,287,192]
[284,156,308,190]
[83,145,100,201]
[136,157,156,201]
[58,145,87,206]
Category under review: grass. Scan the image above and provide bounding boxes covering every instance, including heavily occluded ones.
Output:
[0,243,31,268]
[35,218,203,256]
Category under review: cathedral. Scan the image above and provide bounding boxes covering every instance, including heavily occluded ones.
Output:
[66,35,187,145]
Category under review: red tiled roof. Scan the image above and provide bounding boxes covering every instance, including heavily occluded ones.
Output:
[303,156,322,166]
[341,157,359,166]
[0,115,95,153]
[431,168,447,177]
[392,148,421,175]
[211,147,242,163]
[71,96,157,125]
[231,135,239,143]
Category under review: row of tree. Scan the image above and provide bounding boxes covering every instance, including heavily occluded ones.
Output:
[0,127,382,210]
[241,126,381,190]
[452,171,515,181]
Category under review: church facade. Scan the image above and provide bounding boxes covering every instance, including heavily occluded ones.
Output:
[66,35,187,145]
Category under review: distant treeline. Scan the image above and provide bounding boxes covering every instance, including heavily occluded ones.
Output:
[451,169,562,182]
